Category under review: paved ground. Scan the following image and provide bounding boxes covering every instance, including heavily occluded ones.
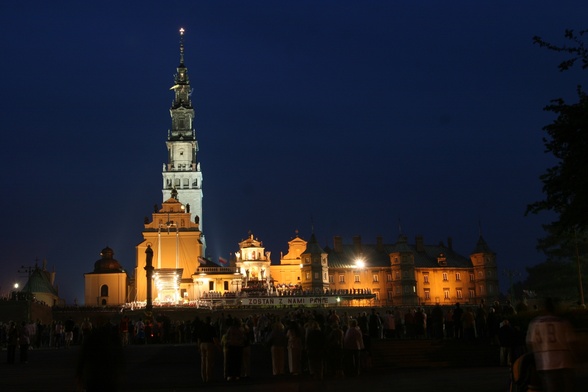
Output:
[0,342,585,392]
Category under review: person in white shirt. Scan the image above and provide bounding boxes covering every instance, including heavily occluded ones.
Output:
[526,297,577,392]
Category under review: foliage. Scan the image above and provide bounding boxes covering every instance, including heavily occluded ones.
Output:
[536,224,588,263]
[524,260,582,302]
[533,29,588,71]
[527,29,588,231]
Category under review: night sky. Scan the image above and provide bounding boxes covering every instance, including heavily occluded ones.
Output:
[1,1,585,304]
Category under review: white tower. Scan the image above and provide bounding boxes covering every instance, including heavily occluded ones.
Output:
[162,28,205,250]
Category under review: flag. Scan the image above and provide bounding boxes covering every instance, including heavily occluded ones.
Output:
[219,256,228,265]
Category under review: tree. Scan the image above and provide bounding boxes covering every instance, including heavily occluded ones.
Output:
[526,29,588,306]
[532,29,588,71]
[524,260,580,302]
[526,29,588,231]
[536,223,588,264]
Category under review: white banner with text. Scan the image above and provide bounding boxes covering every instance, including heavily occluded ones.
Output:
[240,296,339,306]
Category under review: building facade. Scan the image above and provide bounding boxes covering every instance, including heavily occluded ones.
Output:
[235,233,272,294]
[22,260,63,307]
[84,247,128,306]
[192,257,241,299]
[133,193,203,304]
[270,233,307,292]
[271,233,499,306]
[300,233,330,294]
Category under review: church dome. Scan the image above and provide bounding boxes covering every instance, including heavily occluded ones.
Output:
[93,247,125,273]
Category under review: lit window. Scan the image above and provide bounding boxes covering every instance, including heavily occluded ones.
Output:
[305,272,310,280]
[456,272,461,281]
[354,275,360,283]
[444,288,450,299]
[373,274,379,282]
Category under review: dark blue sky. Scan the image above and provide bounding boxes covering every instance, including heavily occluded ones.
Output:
[1,1,585,303]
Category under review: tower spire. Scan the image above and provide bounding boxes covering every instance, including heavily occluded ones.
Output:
[162,28,204,249]
[179,27,185,66]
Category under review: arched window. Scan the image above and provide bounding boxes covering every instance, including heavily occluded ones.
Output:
[100,284,109,297]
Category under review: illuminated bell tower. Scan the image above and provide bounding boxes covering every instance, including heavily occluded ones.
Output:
[162,28,204,250]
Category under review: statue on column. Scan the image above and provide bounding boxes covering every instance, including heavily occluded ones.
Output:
[144,245,154,312]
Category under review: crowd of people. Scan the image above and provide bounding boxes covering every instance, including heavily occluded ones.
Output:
[0,301,530,359]
[1,299,580,391]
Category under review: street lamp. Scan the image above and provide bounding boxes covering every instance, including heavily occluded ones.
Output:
[355,258,365,269]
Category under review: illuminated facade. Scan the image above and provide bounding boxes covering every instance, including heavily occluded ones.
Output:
[193,258,241,298]
[133,193,203,303]
[300,233,330,293]
[270,233,307,290]
[84,247,128,306]
[271,234,499,306]
[235,233,272,293]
